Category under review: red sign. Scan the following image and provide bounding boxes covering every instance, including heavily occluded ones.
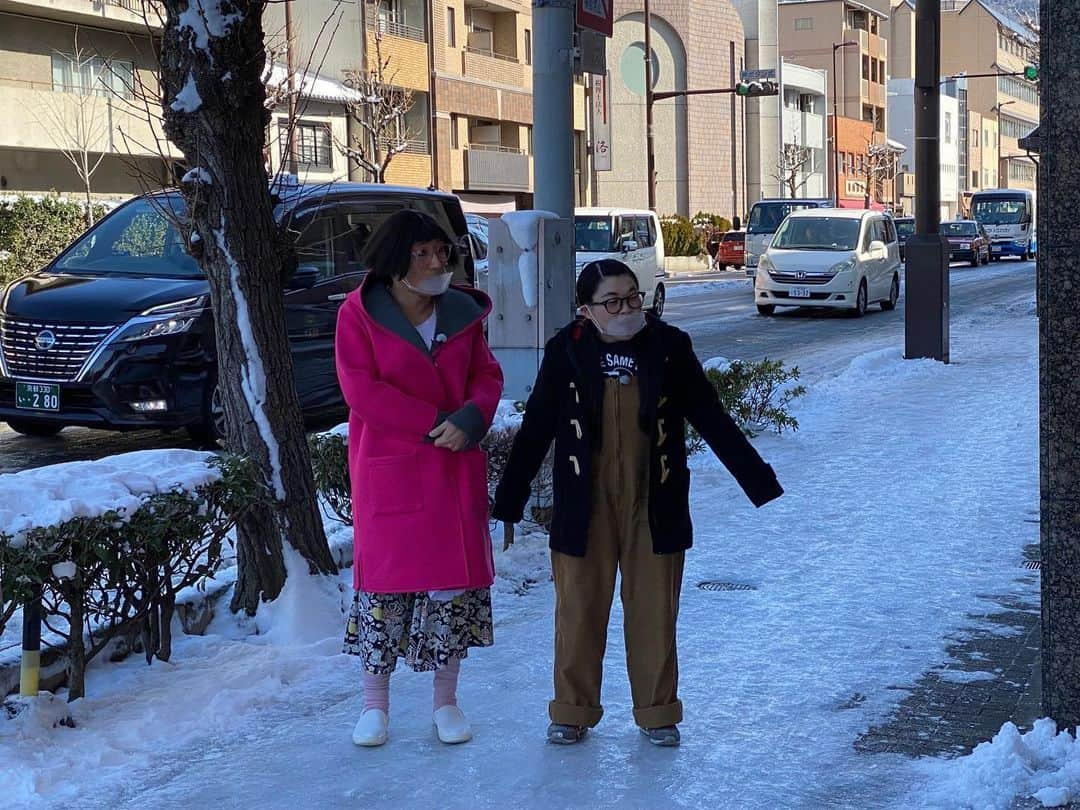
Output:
[577,0,613,37]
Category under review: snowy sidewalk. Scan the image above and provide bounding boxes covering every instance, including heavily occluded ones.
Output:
[0,288,1044,809]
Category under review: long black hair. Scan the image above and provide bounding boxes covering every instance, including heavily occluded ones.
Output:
[575,258,638,307]
[362,210,460,281]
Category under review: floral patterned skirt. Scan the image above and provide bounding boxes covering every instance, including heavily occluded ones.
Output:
[342,588,494,674]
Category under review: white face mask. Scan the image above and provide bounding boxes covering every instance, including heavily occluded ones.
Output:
[403,271,453,297]
[586,308,646,339]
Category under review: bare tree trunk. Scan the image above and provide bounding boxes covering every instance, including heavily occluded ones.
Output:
[66,595,86,702]
[159,0,335,616]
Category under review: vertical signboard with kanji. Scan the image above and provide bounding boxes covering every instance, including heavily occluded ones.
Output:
[591,73,612,171]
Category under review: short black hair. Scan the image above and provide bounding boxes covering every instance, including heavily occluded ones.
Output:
[362,210,460,280]
[576,258,638,306]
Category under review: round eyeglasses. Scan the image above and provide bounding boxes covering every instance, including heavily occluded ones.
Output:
[591,292,645,315]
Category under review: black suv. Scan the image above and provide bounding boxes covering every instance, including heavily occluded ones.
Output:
[0,182,474,443]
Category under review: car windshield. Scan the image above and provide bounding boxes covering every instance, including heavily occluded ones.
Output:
[747,202,821,234]
[895,220,915,237]
[972,198,1029,225]
[770,217,860,251]
[574,216,615,252]
[943,222,978,237]
[53,196,203,278]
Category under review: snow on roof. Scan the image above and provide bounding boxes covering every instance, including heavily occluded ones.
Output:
[778,0,889,19]
[963,0,1036,42]
[265,63,360,104]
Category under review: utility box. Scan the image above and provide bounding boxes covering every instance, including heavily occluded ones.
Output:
[486,212,575,401]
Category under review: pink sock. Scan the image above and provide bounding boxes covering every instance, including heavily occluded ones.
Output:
[362,672,390,713]
[433,658,461,710]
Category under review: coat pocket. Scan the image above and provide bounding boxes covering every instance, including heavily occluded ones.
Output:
[367,454,424,515]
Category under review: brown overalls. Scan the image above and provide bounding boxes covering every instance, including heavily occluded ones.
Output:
[549,375,685,729]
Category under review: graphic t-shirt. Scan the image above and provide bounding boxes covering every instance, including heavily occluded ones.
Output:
[600,341,638,381]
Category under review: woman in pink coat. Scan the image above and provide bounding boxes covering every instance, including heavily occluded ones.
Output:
[335,210,503,748]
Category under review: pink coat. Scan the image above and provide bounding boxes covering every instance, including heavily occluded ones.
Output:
[335,275,504,593]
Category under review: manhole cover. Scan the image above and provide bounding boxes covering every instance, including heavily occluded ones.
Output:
[697,581,757,592]
[1024,560,1041,570]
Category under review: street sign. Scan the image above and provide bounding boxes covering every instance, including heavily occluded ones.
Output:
[740,68,777,82]
[576,0,612,37]
[591,73,612,171]
[577,28,607,75]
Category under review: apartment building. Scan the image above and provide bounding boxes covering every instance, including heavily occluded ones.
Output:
[940,0,1037,194]
[887,78,959,219]
[0,0,175,199]
[779,0,888,132]
[776,60,828,199]
[831,113,899,209]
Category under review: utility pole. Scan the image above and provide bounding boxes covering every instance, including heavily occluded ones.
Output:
[284,0,300,176]
[903,0,949,362]
[1039,0,1080,729]
[644,0,656,211]
[533,0,575,218]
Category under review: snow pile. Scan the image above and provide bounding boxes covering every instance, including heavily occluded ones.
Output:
[501,210,558,309]
[178,0,241,51]
[0,449,218,541]
[180,167,212,185]
[253,547,348,646]
[918,720,1080,809]
[490,399,524,433]
[169,74,202,113]
[665,278,753,300]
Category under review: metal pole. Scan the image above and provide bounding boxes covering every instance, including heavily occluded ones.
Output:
[20,583,42,697]
[832,46,840,207]
[644,0,656,211]
[730,41,738,220]
[904,0,949,362]
[532,0,575,218]
[284,0,300,177]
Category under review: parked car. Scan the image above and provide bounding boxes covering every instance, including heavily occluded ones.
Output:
[753,208,902,317]
[894,216,915,261]
[574,208,667,315]
[465,213,489,288]
[942,220,991,266]
[714,230,745,271]
[0,182,475,442]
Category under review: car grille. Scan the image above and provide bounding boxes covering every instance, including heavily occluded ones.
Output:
[0,318,116,381]
[768,272,833,285]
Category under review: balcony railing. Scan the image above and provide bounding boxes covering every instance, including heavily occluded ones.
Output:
[380,137,430,155]
[376,16,427,42]
[467,143,526,154]
[464,145,529,192]
[464,45,518,63]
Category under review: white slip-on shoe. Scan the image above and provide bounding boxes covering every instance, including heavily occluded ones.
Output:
[352,709,389,747]
[433,705,473,744]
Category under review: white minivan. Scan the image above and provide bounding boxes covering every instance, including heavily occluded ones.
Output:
[753,208,901,317]
[574,208,667,315]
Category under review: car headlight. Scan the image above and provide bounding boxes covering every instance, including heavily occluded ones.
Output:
[828,259,856,275]
[115,296,207,342]
[758,256,775,273]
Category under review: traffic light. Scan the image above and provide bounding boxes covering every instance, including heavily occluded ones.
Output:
[735,80,779,97]
[1023,64,1039,81]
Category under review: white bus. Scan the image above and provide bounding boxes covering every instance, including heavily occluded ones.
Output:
[969,188,1035,261]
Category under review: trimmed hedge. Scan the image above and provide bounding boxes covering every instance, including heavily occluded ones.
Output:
[0,195,107,286]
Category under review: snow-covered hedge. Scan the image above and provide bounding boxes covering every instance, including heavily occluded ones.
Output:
[0,451,262,701]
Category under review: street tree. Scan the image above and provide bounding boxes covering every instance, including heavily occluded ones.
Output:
[1037,0,1080,730]
[772,139,813,199]
[158,0,336,614]
[340,4,417,183]
[33,28,111,227]
[855,116,900,209]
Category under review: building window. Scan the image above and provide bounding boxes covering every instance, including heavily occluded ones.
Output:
[447,7,457,48]
[527,125,533,155]
[1008,161,1036,183]
[944,111,952,144]
[51,53,135,99]
[524,28,532,65]
[997,75,1039,105]
[862,54,870,80]
[973,171,979,187]
[279,120,333,170]
[878,59,886,84]
[449,114,459,148]
[999,115,1036,140]
[794,17,813,30]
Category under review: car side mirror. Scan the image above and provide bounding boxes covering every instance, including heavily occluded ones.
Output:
[869,240,887,259]
[622,240,640,253]
[287,265,320,290]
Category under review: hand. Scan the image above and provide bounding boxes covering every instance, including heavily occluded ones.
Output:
[429,420,469,452]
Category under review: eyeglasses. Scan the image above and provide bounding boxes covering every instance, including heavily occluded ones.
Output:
[411,244,452,262]
[590,292,645,315]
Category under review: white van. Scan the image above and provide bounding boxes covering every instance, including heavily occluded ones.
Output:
[574,208,667,315]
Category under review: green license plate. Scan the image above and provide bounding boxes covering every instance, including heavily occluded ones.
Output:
[15,381,60,411]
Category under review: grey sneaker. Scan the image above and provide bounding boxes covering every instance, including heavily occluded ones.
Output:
[547,723,588,745]
[640,725,681,746]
